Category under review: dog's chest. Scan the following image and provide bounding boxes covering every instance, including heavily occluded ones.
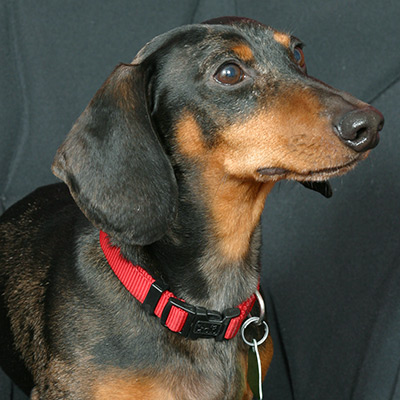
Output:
[91,360,248,400]
[86,335,249,400]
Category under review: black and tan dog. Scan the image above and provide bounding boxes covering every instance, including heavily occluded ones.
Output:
[0,17,383,399]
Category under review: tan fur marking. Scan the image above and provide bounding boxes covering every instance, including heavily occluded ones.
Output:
[220,88,358,181]
[273,31,291,48]
[175,86,359,261]
[232,44,254,62]
[93,375,173,400]
[174,114,206,159]
[260,336,274,380]
[206,176,275,260]
[175,113,275,261]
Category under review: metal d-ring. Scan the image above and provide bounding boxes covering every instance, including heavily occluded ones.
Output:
[254,290,265,326]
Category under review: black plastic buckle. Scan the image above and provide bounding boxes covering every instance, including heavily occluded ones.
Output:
[142,280,169,315]
[160,297,241,341]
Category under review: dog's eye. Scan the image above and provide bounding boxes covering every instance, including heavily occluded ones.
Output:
[214,63,245,85]
[293,46,306,71]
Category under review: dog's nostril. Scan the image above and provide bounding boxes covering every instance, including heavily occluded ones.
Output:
[354,126,368,142]
[334,107,383,153]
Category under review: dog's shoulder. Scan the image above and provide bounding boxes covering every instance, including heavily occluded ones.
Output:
[0,183,85,244]
[0,182,87,278]
[0,183,74,226]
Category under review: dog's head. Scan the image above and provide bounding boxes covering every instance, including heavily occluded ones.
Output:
[53,18,383,246]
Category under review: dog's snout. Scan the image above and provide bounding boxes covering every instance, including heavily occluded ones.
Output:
[334,107,384,152]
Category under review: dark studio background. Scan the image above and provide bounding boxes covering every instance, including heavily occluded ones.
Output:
[1,0,399,399]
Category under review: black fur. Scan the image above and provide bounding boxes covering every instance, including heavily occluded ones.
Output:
[52,64,178,247]
[0,17,382,399]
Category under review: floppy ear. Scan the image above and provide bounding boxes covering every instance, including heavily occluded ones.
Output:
[52,63,178,246]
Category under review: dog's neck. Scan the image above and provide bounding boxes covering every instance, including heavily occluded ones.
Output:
[121,169,274,311]
[203,173,275,262]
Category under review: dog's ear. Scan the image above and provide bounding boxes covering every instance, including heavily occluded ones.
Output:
[52,63,178,246]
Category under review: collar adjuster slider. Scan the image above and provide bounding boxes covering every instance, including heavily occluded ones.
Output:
[143,280,169,315]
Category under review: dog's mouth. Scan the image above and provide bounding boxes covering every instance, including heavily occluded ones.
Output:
[257,156,362,180]
[256,156,363,198]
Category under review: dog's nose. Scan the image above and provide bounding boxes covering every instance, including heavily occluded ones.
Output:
[334,107,384,152]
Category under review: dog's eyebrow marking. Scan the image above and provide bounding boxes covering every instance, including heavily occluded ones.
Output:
[273,31,291,48]
[231,44,254,62]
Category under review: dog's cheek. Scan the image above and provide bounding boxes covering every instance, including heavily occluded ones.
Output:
[217,91,356,178]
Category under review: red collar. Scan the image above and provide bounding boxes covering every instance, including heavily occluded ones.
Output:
[99,230,257,341]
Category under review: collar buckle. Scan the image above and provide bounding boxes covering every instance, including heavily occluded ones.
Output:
[161,297,240,341]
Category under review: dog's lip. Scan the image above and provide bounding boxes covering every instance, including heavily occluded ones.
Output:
[257,167,289,176]
[257,157,361,180]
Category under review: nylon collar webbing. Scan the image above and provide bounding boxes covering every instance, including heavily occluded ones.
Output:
[99,230,257,341]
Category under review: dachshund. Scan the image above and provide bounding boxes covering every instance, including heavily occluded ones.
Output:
[0,16,383,399]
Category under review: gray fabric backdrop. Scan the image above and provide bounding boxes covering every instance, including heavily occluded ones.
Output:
[1,1,399,399]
